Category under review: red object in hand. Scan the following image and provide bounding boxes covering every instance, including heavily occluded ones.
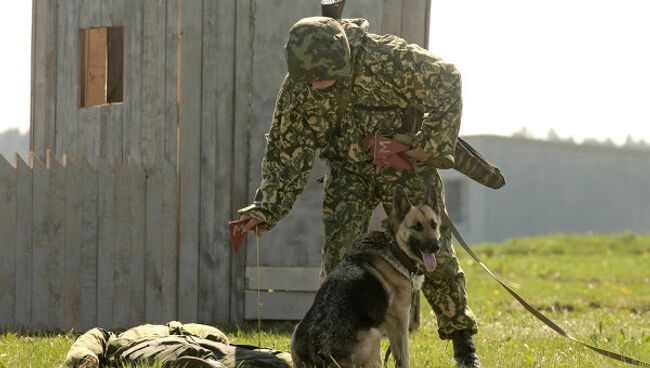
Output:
[229,218,249,253]
[362,132,413,169]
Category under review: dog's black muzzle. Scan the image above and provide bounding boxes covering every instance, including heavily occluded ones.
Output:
[422,241,440,254]
[408,237,440,255]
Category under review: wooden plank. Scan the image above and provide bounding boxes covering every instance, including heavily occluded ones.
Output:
[163,0,179,165]
[99,105,124,162]
[81,29,107,107]
[244,291,315,321]
[55,0,81,159]
[77,0,103,163]
[14,155,33,329]
[99,0,126,161]
[381,0,403,37]
[80,159,98,331]
[0,156,16,329]
[31,0,59,159]
[177,0,203,323]
[63,157,83,331]
[128,158,146,326]
[78,0,102,29]
[78,0,101,165]
[212,0,237,324]
[101,0,126,27]
[198,0,219,325]
[401,0,427,46]
[244,267,320,292]
[112,159,130,329]
[141,0,166,172]
[161,159,178,322]
[123,0,144,161]
[49,154,67,331]
[79,0,105,110]
[145,165,163,323]
[31,154,49,330]
[97,158,115,327]
[78,106,101,167]
[231,0,254,324]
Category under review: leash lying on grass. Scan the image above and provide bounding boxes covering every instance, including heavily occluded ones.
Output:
[444,213,650,367]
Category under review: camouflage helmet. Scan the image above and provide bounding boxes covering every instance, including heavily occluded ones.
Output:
[285,16,351,82]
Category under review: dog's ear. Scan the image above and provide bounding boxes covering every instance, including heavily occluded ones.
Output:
[393,185,412,218]
[423,185,440,212]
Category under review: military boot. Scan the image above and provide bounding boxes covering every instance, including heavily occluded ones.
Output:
[451,329,482,368]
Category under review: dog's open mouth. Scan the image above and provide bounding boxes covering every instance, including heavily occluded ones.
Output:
[420,251,437,272]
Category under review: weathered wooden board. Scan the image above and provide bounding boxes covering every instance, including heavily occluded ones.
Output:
[31,155,49,330]
[145,165,163,323]
[177,0,203,323]
[123,0,143,161]
[141,0,165,172]
[163,0,179,165]
[79,0,104,106]
[78,108,101,167]
[97,159,115,327]
[215,0,237,323]
[48,154,66,331]
[112,160,130,329]
[244,291,315,321]
[55,0,80,159]
[0,156,16,328]
[99,105,124,162]
[231,0,254,324]
[80,159,99,331]
[401,0,428,46]
[31,0,58,159]
[63,157,83,331]
[101,0,126,27]
[245,267,320,292]
[161,159,178,322]
[381,0,403,37]
[197,0,219,325]
[128,158,146,326]
[14,155,33,329]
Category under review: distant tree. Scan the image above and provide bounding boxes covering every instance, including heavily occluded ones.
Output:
[512,127,534,139]
[546,129,561,141]
[545,129,575,144]
[623,134,650,150]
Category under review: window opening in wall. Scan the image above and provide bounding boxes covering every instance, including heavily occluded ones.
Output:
[80,27,123,107]
[444,179,466,225]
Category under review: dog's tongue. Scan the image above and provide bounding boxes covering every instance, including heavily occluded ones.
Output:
[420,252,437,272]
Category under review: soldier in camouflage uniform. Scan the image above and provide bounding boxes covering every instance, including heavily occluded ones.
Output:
[65,321,292,368]
[239,16,481,368]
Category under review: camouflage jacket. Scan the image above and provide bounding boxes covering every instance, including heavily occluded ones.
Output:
[239,19,462,227]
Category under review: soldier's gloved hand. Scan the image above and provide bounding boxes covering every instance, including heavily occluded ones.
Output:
[240,214,270,236]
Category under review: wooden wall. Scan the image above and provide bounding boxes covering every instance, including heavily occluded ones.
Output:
[26,0,432,326]
[0,153,177,332]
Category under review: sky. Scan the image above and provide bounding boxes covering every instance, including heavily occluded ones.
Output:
[1,1,649,144]
[429,0,650,144]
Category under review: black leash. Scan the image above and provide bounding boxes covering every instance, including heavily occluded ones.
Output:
[444,212,650,367]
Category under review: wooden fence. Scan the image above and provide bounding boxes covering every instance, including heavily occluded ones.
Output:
[0,151,180,332]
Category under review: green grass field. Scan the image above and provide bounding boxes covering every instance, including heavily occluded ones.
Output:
[2,233,649,368]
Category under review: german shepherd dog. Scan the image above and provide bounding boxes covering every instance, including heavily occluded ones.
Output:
[291,186,442,368]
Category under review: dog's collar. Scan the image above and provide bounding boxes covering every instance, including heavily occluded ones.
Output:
[388,238,423,277]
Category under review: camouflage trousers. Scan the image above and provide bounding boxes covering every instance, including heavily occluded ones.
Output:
[320,164,478,339]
